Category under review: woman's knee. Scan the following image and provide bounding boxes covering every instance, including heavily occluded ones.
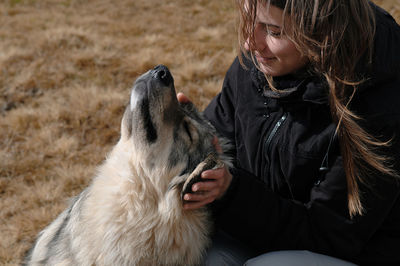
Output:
[203,231,257,266]
[245,250,357,266]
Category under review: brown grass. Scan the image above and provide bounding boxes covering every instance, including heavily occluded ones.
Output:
[0,0,398,265]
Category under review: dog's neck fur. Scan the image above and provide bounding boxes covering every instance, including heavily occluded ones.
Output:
[98,139,187,215]
[88,138,210,265]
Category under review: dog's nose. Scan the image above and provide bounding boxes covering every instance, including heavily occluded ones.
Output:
[152,65,172,86]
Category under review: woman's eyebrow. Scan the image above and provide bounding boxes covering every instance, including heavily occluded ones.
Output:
[256,20,281,29]
[266,24,281,29]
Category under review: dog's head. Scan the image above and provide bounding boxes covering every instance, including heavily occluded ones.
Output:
[121,65,229,191]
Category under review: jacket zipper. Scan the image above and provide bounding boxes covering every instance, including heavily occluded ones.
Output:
[265,113,288,152]
[264,112,294,199]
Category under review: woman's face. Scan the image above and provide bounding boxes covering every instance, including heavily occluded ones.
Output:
[245,4,308,76]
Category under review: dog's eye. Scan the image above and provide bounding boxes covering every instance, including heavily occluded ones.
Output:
[183,120,193,142]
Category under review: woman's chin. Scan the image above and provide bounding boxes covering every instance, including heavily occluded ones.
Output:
[258,63,280,77]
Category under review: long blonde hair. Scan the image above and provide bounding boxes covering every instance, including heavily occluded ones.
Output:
[237,0,397,217]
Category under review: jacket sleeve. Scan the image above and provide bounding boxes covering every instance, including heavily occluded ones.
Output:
[212,119,400,263]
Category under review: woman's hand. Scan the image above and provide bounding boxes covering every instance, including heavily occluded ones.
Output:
[177,92,233,210]
[177,92,190,103]
[182,165,233,210]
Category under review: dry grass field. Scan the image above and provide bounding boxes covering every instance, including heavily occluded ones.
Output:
[0,0,399,265]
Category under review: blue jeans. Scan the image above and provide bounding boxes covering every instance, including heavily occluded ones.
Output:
[204,231,357,266]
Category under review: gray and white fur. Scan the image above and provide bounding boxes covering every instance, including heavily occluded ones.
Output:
[24,65,232,266]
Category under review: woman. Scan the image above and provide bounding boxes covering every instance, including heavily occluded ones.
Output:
[179,0,400,265]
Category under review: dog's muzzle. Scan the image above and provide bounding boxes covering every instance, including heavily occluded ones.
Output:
[151,65,173,87]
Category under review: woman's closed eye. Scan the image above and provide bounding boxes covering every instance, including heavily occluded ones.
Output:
[266,29,281,37]
[258,22,282,37]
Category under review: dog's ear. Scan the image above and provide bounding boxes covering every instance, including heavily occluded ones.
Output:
[180,153,222,201]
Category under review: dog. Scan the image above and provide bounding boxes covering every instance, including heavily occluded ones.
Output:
[24,65,232,266]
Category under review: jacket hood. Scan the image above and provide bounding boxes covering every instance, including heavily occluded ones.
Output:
[365,3,400,88]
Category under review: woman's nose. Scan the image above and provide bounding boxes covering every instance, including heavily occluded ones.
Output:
[254,25,268,52]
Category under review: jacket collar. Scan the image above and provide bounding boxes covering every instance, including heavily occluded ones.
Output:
[249,63,329,105]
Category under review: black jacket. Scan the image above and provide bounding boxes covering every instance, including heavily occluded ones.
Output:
[204,4,400,266]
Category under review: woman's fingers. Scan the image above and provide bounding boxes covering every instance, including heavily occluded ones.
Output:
[201,168,224,180]
[183,166,233,210]
[183,190,217,210]
[183,190,217,202]
[177,92,190,103]
[202,167,232,199]
[183,178,220,210]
